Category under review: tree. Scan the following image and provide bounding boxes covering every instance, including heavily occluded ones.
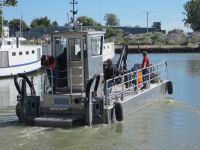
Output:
[9,19,29,32]
[0,0,17,7]
[183,0,200,31]
[77,16,100,26]
[51,21,58,27]
[134,25,141,28]
[104,13,120,26]
[30,17,51,29]
[0,0,18,36]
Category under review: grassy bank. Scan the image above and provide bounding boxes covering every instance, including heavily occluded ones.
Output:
[115,44,200,53]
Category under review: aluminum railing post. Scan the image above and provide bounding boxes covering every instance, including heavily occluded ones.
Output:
[105,80,108,105]
[165,61,169,80]
[136,71,139,94]
[157,64,160,83]
[122,75,125,101]
[148,67,151,88]
[51,69,53,95]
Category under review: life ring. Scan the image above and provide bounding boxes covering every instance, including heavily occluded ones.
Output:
[115,103,123,121]
[167,81,173,94]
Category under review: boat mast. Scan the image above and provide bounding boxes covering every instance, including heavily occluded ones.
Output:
[70,0,78,23]
[1,12,3,39]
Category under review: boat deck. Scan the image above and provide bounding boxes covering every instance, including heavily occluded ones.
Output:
[109,81,163,103]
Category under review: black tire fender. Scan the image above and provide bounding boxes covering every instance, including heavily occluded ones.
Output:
[16,102,22,121]
[167,81,173,95]
[115,102,123,121]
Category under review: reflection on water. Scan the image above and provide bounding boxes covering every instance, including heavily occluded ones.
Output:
[0,54,200,150]
[187,60,200,77]
[0,78,18,108]
[0,70,44,109]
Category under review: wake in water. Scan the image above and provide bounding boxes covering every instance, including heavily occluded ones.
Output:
[164,97,200,114]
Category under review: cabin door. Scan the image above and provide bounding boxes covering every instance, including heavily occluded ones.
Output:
[53,37,68,88]
[67,35,84,93]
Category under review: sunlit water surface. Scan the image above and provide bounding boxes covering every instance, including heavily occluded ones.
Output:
[0,53,200,150]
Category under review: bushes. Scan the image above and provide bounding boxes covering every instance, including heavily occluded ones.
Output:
[179,39,189,46]
[105,28,122,39]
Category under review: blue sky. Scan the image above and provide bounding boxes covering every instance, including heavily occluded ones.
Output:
[2,0,192,32]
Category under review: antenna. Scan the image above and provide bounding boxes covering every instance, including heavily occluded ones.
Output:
[1,12,3,38]
[147,12,149,33]
[70,0,78,23]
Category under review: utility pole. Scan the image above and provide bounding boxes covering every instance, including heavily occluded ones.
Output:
[1,12,3,38]
[70,0,78,23]
[20,15,22,37]
[147,12,149,33]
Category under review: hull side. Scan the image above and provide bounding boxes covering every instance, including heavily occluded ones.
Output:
[0,60,41,77]
[104,81,168,124]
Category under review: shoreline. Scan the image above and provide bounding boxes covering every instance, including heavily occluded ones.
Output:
[115,44,200,53]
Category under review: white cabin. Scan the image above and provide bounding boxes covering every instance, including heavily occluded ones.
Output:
[0,37,42,77]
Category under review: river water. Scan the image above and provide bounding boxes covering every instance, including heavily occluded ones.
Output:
[0,53,200,150]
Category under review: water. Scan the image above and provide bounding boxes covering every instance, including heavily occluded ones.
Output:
[0,53,200,150]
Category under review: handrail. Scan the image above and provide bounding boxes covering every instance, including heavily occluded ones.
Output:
[42,66,84,95]
[70,67,83,95]
[105,61,168,106]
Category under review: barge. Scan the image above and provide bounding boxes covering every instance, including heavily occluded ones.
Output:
[13,0,173,128]
[14,29,173,128]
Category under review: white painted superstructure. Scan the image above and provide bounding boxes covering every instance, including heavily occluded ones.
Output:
[103,42,115,61]
[0,37,42,77]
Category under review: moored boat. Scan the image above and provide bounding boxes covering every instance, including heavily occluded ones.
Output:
[0,37,42,77]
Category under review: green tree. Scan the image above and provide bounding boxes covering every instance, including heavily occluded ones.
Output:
[0,0,17,7]
[183,0,200,31]
[77,16,100,26]
[134,25,141,28]
[9,19,29,32]
[30,17,51,29]
[0,0,18,36]
[104,13,120,26]
[51,21,58,27]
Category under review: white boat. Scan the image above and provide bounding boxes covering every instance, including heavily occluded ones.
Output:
[0,37,42,77]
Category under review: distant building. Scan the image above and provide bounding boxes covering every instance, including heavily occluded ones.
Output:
[152,22,161,30]
[8,22,166,39]
[110,22,165,34]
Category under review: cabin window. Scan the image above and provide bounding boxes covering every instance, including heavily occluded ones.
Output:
[7,41,11,45]
[91,36,103,56]
[54,37,66,59]
[26,51,29,55]
[69,38,81,61]
[12,52,16,56]
[19,52,23,55]
[32,50,35,54]
[0,51,9,67]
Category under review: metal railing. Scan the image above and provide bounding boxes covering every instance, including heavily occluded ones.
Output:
[105,61,168,106]
[70,67,84,94]
[42,66,84,95]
